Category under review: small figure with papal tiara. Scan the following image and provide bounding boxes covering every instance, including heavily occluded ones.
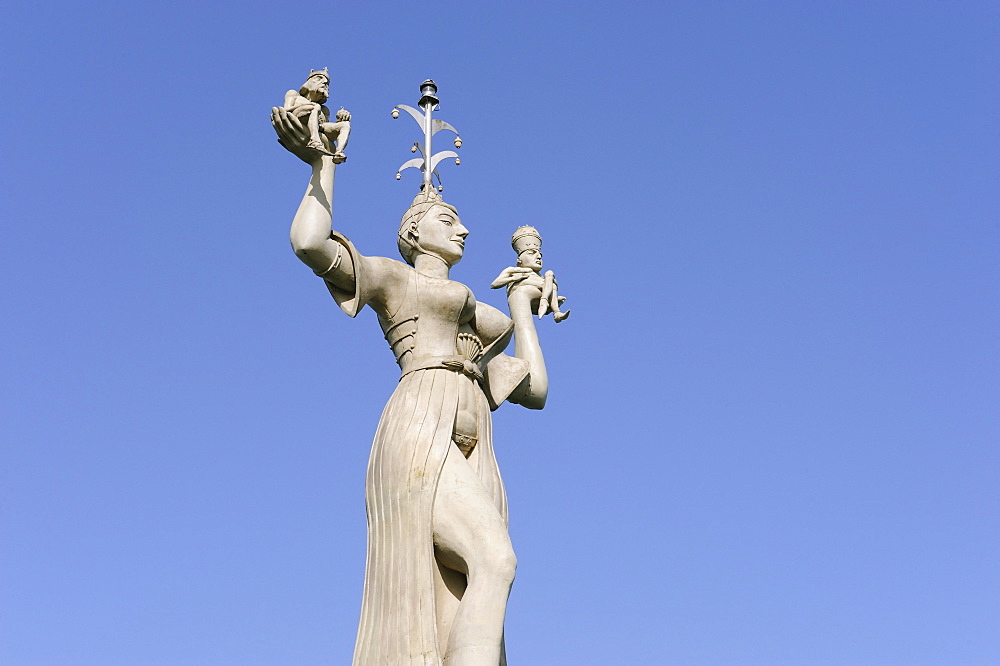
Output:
[491,225,570,322]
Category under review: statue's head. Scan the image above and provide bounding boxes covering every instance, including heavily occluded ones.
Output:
[300,68,330,103]
[512,226,543,271]
[398,189,467,267]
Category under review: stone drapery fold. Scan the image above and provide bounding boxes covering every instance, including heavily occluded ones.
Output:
[352,368,507,664]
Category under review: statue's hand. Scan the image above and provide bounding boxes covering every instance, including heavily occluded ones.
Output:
[270,106,326,165]
[507,274,545,315]
[503,268,544,301]
[490,267,535,289]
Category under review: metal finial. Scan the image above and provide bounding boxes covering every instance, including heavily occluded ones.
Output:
[392,79,462,191]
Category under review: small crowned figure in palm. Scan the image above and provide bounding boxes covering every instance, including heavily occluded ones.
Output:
[491,225,570,322]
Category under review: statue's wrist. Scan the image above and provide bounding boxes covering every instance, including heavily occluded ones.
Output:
[507,287,529,303]
[507,289,535,317]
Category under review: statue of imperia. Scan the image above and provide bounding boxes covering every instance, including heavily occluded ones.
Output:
[271,78,554,666]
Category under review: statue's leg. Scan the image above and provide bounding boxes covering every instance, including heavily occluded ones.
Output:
[305,106,334,155]
[433,443,515,666]
[307,106,320,140]
[330,121,350,152]
[539,271,554,317]
[323,121,351,162]
[550,282,570,322]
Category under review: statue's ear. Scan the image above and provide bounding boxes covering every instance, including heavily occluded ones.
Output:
[409,221,419,238]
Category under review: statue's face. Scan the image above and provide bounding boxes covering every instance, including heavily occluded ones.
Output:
[416,204,468,266]
[517,248,543,271]
[305,76,329,103]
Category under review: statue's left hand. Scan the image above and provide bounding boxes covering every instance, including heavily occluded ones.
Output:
[506,274,545,318]
[271,106,326,165]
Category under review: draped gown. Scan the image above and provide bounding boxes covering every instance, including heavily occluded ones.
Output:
[321,232,529,665]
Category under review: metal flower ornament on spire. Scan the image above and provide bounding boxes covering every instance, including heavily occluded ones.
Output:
[393,80,462,192]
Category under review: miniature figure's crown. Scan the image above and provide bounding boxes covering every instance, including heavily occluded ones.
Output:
[512,226,542,253]
[308,67,330,81]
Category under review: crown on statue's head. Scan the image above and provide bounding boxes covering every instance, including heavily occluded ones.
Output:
[512,226,542,254]
[308,67,330,82]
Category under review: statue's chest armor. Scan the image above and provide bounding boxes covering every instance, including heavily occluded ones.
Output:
[380,271,477,368]
[415,274,476,328]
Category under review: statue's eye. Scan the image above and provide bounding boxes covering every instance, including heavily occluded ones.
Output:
[442,218,453,226]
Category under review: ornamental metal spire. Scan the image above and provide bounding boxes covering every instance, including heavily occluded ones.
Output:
[393,79,462,192]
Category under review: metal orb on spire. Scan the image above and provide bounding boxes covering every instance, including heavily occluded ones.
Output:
[392,79,462,192]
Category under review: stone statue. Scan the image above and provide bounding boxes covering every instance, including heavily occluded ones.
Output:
[490,226,570,322]
[282,67,351,163]
[270,80,558,665]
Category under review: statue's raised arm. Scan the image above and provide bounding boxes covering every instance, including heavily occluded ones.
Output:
[270,105,357,290]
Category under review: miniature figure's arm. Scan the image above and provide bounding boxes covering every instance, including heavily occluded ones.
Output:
[271,106,355,293]
[283,90,303,109]
[490,266,534,290]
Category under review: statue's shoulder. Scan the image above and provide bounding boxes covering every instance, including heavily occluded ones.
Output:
[329,230,407,282]
[323,231,410,317]
[363,254,411,285]
[352,253,412,310]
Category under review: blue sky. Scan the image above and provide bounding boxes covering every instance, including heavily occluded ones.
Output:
[2,1,998,664]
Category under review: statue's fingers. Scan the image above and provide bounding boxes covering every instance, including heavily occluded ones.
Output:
[283,108,310,139]
[272,106,292,125]
[273,108,306,143]
[271,107,294,137]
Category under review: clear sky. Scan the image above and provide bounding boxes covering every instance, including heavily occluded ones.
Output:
[2,1,998,664]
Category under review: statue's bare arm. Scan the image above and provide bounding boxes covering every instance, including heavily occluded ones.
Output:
[271,106,402,301]
[492,268,549,409]
[283,90,307,110]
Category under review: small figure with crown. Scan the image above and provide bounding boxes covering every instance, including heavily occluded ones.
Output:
[282,68,351,163]
[491,225,570,322]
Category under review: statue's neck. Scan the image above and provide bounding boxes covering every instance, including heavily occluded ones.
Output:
[414,253,450,279]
